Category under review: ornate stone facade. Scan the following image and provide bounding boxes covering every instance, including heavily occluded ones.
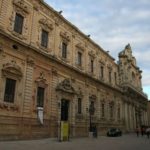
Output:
[0,0,148,140]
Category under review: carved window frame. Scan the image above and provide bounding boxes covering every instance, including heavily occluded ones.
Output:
[109,101,114,120]
[1,62,23,107]
[77,97,82,114]
[35,74,48,109]
[117,104,121,120]
[88,51,96,75]
[90,57,94,74]
[38,18,54,52]
[8,0,30,40]
[101,101,105,118]
[59,31,70,62]
[75,44,84,69]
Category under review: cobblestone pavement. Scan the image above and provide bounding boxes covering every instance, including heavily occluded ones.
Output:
[0,134,150,150]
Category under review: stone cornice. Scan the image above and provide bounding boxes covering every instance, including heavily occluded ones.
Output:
[37,0,115,62]
[0,28,130,95]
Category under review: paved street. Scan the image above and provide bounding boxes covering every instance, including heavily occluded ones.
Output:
[0,134,150,150]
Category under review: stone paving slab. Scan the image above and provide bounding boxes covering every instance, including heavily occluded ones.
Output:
[0,134,150,150]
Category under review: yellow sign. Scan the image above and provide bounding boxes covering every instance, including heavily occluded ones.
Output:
[61,121,69,141]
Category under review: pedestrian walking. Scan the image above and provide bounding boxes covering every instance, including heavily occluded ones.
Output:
[141,127,144,136]
[146,127,150,139]
[136,127,140,137]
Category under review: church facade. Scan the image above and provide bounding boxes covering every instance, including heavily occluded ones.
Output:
[0,0,148,140]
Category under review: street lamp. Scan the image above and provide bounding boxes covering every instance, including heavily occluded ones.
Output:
[89,102,95,132]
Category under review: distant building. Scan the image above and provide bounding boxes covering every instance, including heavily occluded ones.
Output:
[0,0,148,140]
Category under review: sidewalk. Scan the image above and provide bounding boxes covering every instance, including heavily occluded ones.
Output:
[0,134,150,150]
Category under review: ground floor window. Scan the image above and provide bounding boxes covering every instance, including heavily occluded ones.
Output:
[37,87,45,107]
[4,78,16,103]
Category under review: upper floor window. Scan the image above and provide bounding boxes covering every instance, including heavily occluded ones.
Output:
[117,106,120,119]
[109,71,112,83]
[91,59,94,73]
[132,72,135,81]
[110,104,113,118]
[62,42,67,59]
[100,66,104,79]
[4,78,16,103]
[41,29,49,48]
[37,87,45,107]
[77,98,82,114]
[114,72,117,84]
[14,13,24,34]
[101,103,105,117]
[77,52,82,66]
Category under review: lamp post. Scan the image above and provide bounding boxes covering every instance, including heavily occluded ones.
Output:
[89,103,95,132]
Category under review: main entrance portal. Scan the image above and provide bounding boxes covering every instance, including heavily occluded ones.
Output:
[61,99,69,121]
[60,99,70,141]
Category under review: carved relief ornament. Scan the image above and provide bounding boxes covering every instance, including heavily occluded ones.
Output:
[88,50,95,58]
[76,43,85,51]
[60,31,70,42]
[13,0,30,14]
[2,61,23,79]
[39,18,54,31]
[35,72,48,88]
[56,79,75,94]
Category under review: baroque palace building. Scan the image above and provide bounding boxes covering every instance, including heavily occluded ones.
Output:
[0,0,148,140]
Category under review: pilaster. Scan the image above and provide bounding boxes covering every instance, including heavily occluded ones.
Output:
[22,57,34,117]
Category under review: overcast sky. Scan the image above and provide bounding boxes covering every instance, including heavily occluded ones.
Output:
[45,0,150,99]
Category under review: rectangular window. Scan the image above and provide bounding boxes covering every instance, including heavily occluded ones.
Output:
[62,42,67,58]
[78,98,82,114]
[118,107,120,119]
[41,29,48,48]
[110,105,113,118]
[109,71,111,83]
[114,72,117,84]
[37,87,45,107]
[101,103,105,117]
[14,13,24,34]
[91,59,94,73]
[100,66,104,79]
[4,78,16,103]
[77,52,82,66]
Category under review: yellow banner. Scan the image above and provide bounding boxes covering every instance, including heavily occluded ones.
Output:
[61,121,69,141]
